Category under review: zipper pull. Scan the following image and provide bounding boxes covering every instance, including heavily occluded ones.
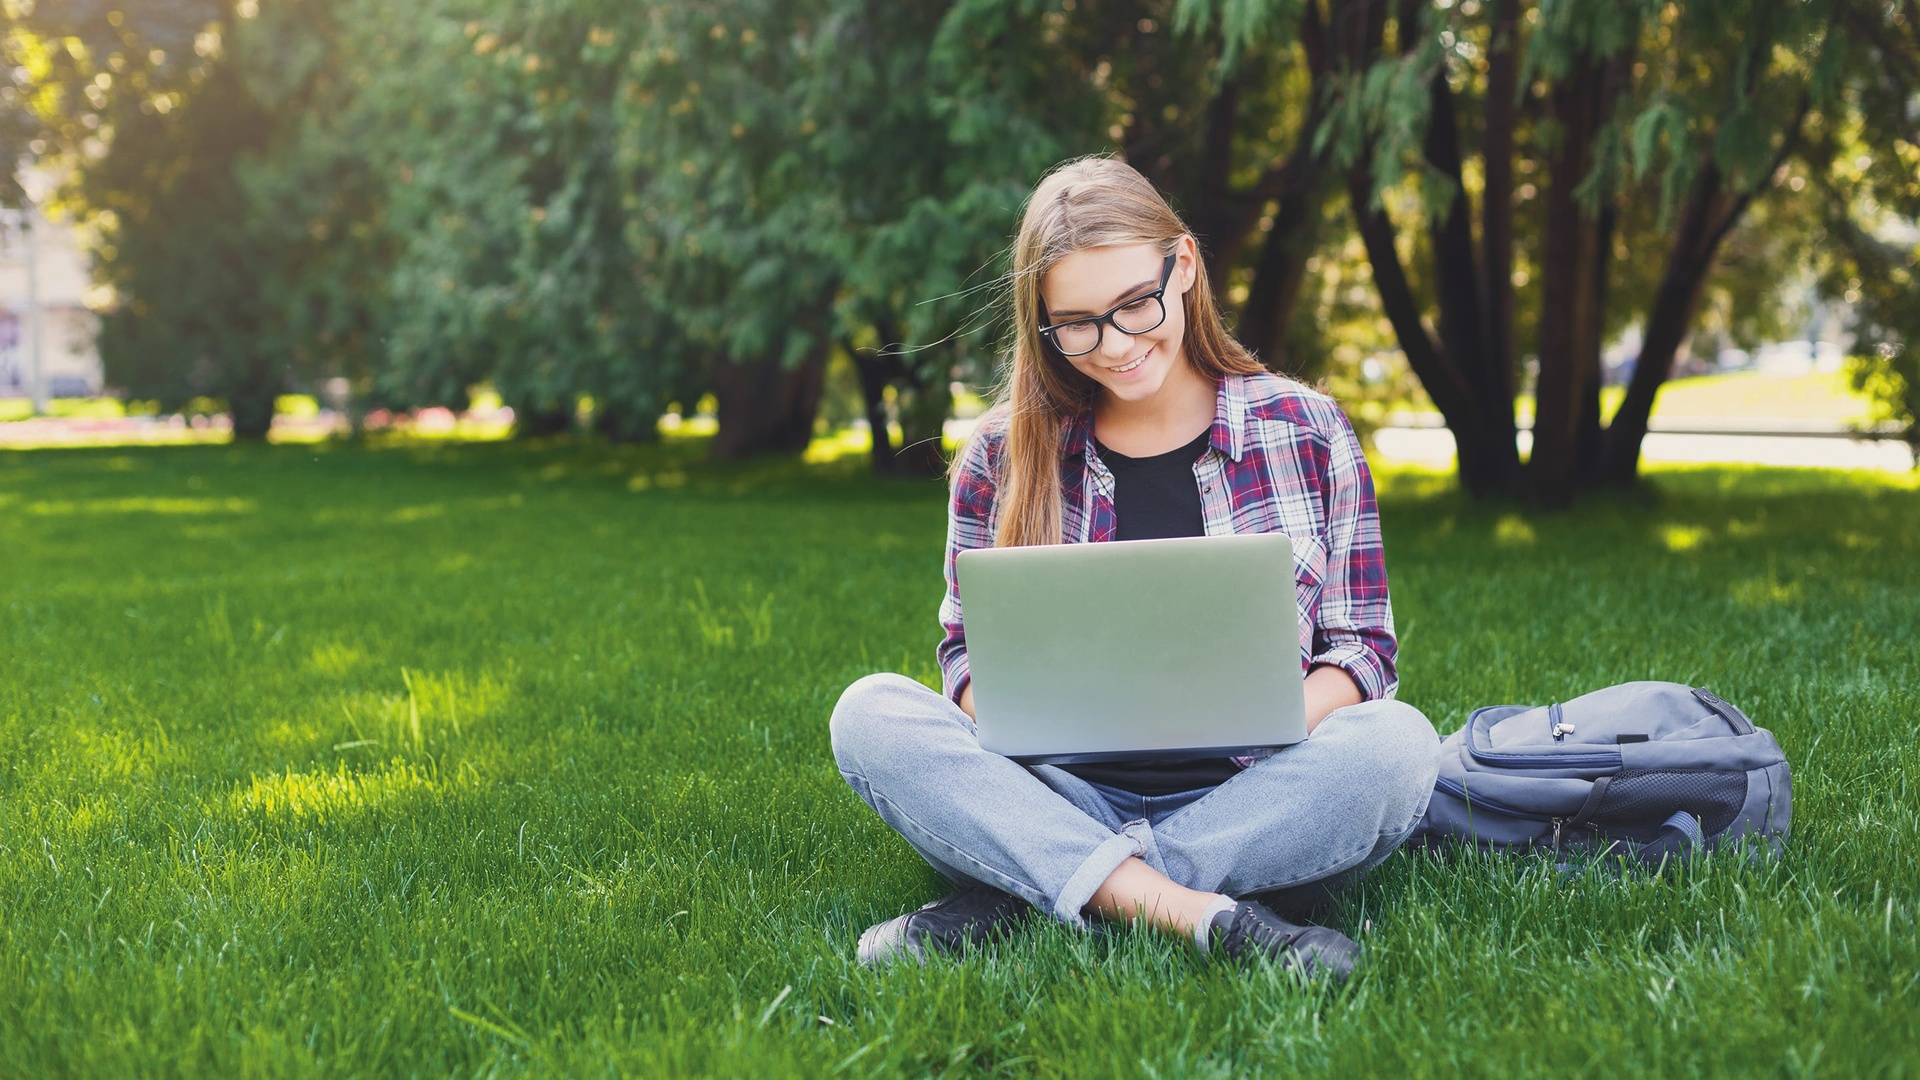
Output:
[1551,817,1565,848]
[1552,721,1576,741]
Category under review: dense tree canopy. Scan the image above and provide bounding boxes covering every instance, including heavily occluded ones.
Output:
[7,0,1916,489]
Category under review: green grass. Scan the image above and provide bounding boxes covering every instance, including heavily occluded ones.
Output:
[2,439,1916,1077]
[1392,369,1876,427]
[1644,369,1875,421]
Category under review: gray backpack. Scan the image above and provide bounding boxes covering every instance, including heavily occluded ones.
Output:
[1413,682,1792,866]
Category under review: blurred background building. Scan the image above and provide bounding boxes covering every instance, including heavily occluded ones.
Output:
[0,193,101,403]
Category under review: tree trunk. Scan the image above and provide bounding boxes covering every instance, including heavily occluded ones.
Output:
[1576,198,1619,481]
[850,324,951,479]
[1528,53,1610,507]
[1347,162,1515,498]
[1423,68,1498,419]
[1598,167,1729,487]
[1479,0,1521,407]
[1599,28,1820,487]
[709,346,827,460]
[229,389,278,442]
[1337,0,1521,497]
[1233,18,1332,378]
[1234,186,1323,376]
[892,367,953,479]
[511,401,574,438]
[850,336,902,475]
[1184,74,1250,282]
[594,399,659,444]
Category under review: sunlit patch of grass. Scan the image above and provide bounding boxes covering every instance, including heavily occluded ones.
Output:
[1493,513,1537,546]
[1838,530,1882,551]
[626,469,688,491]
[385,502,448,524]
[657,414,719,436]
[803,426,872,464]
[1731,574,1806,607]
[1660,523,1712,551]
[1373,465,1455,500]
[65,726,174,784]
[24,495,257,516]
[306,641,367,676]
[228,758,480,823]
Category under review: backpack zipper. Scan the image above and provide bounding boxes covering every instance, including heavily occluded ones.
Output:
[1466,705,1625,769]
[1466,747,1623,769]
[1435,777,1581,852]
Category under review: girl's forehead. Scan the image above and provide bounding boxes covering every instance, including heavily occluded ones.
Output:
[1042,243,1164,311]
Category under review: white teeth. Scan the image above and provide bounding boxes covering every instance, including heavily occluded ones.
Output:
[1112,353,1147,374]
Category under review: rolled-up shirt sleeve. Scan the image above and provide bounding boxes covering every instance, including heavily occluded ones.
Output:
[1309,408,1398,700]
[936,424,1002,703]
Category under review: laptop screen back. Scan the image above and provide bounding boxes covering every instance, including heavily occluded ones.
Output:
[955,533,1308,763]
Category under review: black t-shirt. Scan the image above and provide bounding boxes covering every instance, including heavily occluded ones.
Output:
[1058,428,1244,796]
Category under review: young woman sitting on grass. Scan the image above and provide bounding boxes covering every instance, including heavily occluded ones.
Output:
[830,156,1439,978]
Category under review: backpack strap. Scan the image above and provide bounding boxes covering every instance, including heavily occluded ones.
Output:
[1632,810,1705,869]
[1565,775,1614,832]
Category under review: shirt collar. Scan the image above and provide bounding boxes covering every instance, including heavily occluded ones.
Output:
[1061,375,1247,462]
[1212,374,1248,462]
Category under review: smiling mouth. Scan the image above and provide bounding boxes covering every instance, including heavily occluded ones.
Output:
[1108,350,1150,375]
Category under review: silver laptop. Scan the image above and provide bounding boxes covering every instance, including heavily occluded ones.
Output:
[955,533,1307,763]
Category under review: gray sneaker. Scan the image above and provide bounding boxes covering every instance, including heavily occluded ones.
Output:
[856,885,1030,966]
[1209,900,1361,981]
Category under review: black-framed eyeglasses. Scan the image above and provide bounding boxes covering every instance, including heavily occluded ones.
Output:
[1038,251,1177,358]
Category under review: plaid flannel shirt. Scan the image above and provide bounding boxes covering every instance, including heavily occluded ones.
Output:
[938,371,1397,711]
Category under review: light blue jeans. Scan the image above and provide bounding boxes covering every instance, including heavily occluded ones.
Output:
[830,673,1441,927]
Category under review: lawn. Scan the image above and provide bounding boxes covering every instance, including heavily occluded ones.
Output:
[1385,368,1879,427]
[1,439,1916,1077]
[1642,368,1878,422]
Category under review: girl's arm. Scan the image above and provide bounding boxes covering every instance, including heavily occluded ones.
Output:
[936,423,1002,709]
[1307,406,1398,702]
[1304,664,1362,733]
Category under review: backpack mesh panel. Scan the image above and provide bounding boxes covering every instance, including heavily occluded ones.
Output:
[1595,770,1747,837]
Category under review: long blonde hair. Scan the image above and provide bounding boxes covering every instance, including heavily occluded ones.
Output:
[970,156,1267,547]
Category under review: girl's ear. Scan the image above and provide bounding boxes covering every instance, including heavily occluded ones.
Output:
[1178,234,1201,292]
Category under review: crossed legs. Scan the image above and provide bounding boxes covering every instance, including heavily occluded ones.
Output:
[829,672,1440,931]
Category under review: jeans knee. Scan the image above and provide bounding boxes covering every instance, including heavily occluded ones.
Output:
[828,672,930,774]
[1345,698,1441,822]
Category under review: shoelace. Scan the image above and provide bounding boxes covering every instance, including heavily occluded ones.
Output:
[1223,908,1305,959]
[914,888,1023,933]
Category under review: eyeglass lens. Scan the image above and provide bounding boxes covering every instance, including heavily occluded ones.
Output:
[1049,295,1166,356]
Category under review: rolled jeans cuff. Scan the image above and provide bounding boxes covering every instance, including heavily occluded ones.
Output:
[1051,821,1151,927]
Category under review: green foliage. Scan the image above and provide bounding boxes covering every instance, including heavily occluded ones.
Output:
[2,444,1919,1072]
[1814,9,1920,457]
[357,0,677,431]
[1,0,226,205]
[59,11,300,434]
[15,0,1916,476]
[15,1,378,435]
[630,1,1101,387]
